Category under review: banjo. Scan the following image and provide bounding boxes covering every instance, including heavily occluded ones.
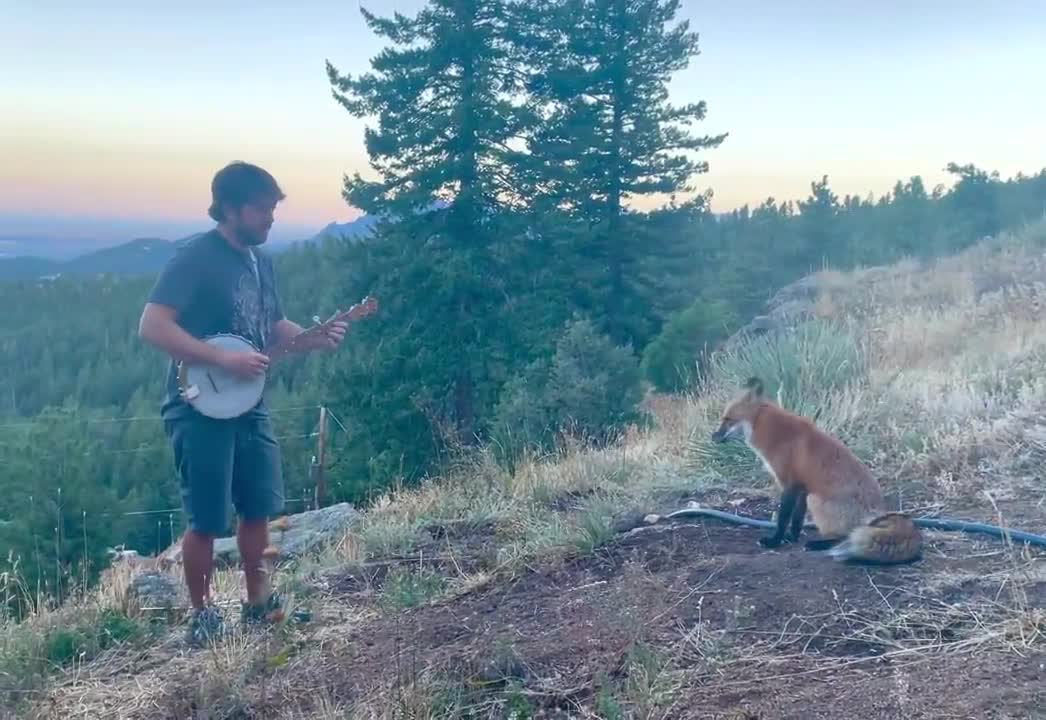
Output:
[176,295,378,419]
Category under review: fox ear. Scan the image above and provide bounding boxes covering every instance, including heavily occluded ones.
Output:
[744,376,764,398]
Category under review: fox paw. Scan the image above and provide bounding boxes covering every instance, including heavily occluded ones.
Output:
[759,536,784,549]
[804,538,839,552]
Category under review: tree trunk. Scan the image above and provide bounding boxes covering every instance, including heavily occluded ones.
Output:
[605,0,628,346]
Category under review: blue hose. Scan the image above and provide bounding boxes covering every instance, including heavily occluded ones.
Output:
[912,517,1046,548]
[663,507,1046,549]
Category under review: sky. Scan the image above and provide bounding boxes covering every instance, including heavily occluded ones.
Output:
[2,0,1045,247]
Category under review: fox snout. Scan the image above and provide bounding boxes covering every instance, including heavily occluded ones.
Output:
[711,422,733,443]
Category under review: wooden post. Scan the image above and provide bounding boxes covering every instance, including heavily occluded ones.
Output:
[314,406,328,510]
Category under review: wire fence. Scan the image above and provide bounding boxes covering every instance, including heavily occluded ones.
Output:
[0,403,355,602]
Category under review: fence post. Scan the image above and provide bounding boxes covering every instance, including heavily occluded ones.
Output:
[314,406,328,510]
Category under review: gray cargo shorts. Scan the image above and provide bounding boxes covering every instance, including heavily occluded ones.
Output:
[163,409,285,536]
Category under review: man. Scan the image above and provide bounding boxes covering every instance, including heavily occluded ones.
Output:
[139,161,347,646]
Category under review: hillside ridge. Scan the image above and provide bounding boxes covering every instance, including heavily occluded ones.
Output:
[5,224,1046,718]
[0,212,380,283]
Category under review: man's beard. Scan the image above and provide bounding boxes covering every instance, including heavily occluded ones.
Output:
[233,223,268,246]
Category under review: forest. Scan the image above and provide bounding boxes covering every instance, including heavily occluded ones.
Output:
[1,0,1045,605]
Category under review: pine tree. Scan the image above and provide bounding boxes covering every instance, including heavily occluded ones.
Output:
[796,175,841,270]
[325,1,531,218]
[323,0,537,467]
[522,0,727,346]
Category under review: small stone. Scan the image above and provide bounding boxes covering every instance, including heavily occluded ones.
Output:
[643,513,661,525]
[127,570,181,613]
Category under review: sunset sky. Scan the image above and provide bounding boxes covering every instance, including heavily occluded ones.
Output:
[2,0,1045,246]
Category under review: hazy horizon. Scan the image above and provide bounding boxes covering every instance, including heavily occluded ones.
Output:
[3,0,1046,250]
[0,211,325,247]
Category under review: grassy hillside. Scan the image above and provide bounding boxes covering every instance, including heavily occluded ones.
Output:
[4,221,1046,718]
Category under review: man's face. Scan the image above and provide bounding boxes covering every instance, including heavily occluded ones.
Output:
[229,199,277,246]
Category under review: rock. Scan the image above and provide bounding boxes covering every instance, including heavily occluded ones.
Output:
[127,570,181,613]
[611,509,648,533]
[767,274,821,308]
[161,503,361,568]
[268,502,361,557]
[720,273,824,352]
[643,513,661,525]
[747,315,777,333]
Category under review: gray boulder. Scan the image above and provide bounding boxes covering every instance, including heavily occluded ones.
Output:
[720,273,824,352]
[160,503,361,568]
[214,502,360,567]
[127,570,181,614]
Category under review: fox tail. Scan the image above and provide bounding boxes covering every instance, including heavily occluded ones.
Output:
[828,512,923,566]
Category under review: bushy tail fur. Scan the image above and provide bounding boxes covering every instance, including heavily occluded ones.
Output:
[828,512,923,565]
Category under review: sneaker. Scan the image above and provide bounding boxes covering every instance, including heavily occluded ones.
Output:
[240,591,287,627]
[186,605,226,647]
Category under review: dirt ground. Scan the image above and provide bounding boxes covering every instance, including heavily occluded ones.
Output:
[32,492,1046,719]
[257,493,1046,719]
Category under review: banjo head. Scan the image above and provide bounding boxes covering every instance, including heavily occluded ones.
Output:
[180,334,266,419]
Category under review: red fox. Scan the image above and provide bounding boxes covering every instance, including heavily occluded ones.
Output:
[710,377,922,565]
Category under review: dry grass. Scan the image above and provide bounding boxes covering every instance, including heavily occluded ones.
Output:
[7,221,1046,718]
[666,560,1046,698]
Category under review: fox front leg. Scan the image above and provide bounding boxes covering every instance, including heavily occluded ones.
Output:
[760,486,801,549]
[787,490,807,543]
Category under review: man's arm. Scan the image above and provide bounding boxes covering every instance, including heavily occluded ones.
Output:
[139,245,227,364]
[264,261,347,355]
[271,318,307,347]
[268,316,347,355]
[265,318,310,355]
[139,303,269,377]
[139,244,267,379]
[138,302,228,365]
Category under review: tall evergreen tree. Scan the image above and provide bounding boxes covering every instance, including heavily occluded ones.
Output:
[522,0,727,346]
[323,0,536,465]
[325,1,530,217]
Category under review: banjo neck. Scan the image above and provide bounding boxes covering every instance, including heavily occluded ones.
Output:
[262,295,378,363]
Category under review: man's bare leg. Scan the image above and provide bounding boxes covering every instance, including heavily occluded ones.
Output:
[182,529,215,609]
[237,517,271,605]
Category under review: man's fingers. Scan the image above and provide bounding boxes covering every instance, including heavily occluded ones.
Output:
[251,352,270,374]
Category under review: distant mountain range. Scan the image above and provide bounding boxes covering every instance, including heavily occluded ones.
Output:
[0,214,379,283]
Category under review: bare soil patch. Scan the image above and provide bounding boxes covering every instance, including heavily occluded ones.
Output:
[273,494,1046,718]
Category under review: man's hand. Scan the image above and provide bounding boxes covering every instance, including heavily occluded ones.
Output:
[270,317,350,355]
[217,349,270,378]
[317,319,348,350]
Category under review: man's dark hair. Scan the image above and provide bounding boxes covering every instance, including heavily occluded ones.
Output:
[207,161,286,222]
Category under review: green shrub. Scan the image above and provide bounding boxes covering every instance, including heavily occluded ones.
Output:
[641,297,740,392]
[491,317,646,463]
[708,317,868,418]
[1,604,152,711]
[379,566,446,611]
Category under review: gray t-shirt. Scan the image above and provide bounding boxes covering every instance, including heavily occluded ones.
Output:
[146,229,285,419]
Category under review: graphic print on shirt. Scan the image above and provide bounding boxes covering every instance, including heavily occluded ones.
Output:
[231,260,268,350]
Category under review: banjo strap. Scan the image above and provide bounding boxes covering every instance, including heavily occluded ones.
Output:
[246,248,270,350]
